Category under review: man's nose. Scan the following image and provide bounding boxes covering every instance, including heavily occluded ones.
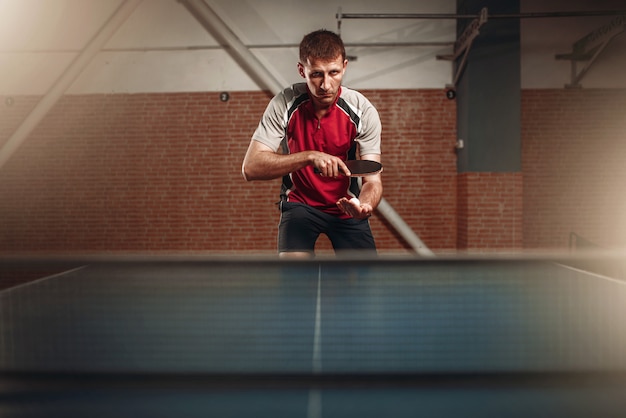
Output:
[320,75,331,91]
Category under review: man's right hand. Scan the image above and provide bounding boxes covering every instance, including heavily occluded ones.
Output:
[309,152,351,178]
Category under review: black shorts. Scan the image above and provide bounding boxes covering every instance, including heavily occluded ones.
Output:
[278,201,377,254]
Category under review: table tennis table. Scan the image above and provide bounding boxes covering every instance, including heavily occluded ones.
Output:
[1,254,626,417]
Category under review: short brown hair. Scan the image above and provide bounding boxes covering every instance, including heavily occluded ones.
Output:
[299,29,346,63]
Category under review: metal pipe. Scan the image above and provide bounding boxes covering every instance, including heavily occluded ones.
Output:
[376,199,436,257]
[0,0,143,170]
[244,41,454,49]
[3,41,454,54]
[337,10,626,20]
[104,41,456,52]
[338,13,480,19]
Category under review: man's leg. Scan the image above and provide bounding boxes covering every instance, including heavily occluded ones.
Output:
[326,218,377,254]
[278,202,325,257]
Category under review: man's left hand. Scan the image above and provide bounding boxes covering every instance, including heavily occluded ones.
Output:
[337,197,373,219]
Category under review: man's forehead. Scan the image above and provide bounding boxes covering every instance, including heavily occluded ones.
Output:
[303,55,345,70]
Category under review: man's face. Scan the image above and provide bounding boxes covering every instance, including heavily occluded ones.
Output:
[298,55,347,108]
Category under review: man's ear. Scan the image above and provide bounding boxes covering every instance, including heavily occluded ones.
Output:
[297,62,305,78]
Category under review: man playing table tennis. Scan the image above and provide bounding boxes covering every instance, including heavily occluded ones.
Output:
[242,29,383,257]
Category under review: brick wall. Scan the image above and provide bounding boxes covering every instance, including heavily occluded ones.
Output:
[457,172,523,251]
[522,89,626,250]
[0,90,457,255]
[1,88,624,255]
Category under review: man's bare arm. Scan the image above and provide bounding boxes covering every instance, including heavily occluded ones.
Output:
[356,153,383,209]
[336,153,382,219]
[242,140,350,181]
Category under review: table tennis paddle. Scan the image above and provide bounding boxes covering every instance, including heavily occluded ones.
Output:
[314,160,383,177]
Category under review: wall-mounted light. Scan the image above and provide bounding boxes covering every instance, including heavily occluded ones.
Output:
[220,92,230,102]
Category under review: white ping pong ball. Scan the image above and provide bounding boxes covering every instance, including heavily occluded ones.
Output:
[350,197,360,206]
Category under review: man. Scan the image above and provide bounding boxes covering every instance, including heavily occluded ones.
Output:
[242,29,383,257]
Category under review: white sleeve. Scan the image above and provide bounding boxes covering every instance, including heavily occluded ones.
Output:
[356,100,382,156]
[251,92,288,153]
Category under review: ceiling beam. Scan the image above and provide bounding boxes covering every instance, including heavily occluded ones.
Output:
[178,0,284,95]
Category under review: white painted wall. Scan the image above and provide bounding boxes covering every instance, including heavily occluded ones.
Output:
[0,0,624,95]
